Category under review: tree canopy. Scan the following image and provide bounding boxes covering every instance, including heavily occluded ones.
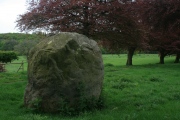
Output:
[16,0,180,65]
[16,0,145,65]
[139,0,180,63]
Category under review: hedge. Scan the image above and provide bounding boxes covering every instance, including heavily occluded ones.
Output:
[0,51,18,63]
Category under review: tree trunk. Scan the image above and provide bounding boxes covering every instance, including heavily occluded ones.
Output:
[83,5,90,37]
[174,53,180,63]
[159,50,166,64]
[126,47,136,66]
[159,55,165,64]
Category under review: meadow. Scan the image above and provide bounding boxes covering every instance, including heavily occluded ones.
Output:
[0,54,180,120]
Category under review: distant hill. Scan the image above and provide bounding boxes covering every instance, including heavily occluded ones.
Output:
[0,33,44,41]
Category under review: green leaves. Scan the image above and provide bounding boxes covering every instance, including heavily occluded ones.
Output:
[0,51,18,63]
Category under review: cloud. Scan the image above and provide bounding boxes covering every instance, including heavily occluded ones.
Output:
[0,0,27,33]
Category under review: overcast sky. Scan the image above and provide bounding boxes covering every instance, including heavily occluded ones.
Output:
[0,0,27,33]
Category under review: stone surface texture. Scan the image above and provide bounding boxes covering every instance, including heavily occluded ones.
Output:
[24,32,104,113]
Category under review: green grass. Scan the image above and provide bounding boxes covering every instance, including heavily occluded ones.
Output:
[103,54,174,65]
[5,56,28,72]
[0,54,180,120]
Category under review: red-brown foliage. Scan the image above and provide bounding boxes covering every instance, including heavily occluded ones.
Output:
[16,0,145,65]
[139,0,180,63]
[16,0,179,65]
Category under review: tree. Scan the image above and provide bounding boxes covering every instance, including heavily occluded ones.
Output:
[16,0,144,65]
[0,40,4,50]
[2,40,18,51]
[14,40,39,56]
[139,0,180,64]
[170,41,180,63]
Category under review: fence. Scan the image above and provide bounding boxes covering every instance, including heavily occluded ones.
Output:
[0,61,26,73]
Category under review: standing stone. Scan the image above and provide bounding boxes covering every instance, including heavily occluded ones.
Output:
[24,32,104,113]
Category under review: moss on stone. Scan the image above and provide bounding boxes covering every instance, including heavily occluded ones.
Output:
[25,32,104,114]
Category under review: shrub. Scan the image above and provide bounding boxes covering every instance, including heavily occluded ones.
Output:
[0,51,18,63]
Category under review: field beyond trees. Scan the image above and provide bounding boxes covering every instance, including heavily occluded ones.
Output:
[0,54,180,120]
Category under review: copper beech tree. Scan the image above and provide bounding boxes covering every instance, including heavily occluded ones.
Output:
[16,0,179,65]
[139,0,180,64]
[16,0,145,65]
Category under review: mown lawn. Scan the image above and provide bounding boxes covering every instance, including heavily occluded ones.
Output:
[0,54,179,120]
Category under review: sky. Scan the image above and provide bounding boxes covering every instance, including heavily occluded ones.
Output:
[0,0,27,33]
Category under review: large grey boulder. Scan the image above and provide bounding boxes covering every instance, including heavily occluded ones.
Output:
[24,32,104,113]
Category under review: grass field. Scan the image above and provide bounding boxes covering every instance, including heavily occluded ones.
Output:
[0,54,180,120]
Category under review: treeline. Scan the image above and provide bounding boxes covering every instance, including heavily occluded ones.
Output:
[0,33,41,41]
[0,33,45,56]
